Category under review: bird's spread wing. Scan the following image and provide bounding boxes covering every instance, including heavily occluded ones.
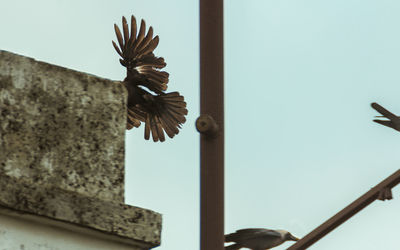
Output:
[113,15,187,142]
[113,16,168,94]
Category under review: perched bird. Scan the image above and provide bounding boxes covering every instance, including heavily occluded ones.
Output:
[112,15,187,142]
[371,102,400,132]
[225,228,299,250]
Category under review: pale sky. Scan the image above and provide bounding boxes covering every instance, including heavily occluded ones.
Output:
[2,1,400,249]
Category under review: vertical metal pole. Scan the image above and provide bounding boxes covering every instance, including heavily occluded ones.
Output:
[198,0,224,249]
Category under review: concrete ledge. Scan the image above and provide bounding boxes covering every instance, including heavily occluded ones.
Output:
[0,209,147,250]
[0,174,161,247]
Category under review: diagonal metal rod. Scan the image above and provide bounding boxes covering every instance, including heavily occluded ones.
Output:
[199,0,224,249]
[287,168,400,250]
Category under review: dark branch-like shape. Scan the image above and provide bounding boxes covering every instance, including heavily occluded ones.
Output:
[371,102,400,132]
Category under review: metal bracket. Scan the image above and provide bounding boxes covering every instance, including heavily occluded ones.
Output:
[196,114,219,138]
[378,187,393,201]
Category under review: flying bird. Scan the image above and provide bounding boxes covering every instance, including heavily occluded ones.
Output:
[371,102,400,132]
[112,15,187,142]
[225,228,299,250]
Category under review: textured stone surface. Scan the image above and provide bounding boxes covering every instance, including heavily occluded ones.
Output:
[0,50,126,202]
[0,174,162,247]
[0,50,162,248]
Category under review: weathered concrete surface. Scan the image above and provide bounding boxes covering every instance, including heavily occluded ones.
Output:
[0,50,126,202]
[0,174,162,247]
[0,50,162,248]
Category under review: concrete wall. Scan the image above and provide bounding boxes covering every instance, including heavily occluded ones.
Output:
[0,50,162,249]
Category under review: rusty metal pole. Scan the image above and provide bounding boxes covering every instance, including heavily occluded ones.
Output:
[197,0,224,249]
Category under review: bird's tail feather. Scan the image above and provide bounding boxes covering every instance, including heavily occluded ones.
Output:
[144,91,187,142]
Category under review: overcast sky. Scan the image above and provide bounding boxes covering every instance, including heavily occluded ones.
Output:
[2,1,400,249]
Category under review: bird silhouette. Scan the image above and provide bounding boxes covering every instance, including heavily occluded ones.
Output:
[371,102,400,132]
[112,15,187,142]
[225,228,299,250]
